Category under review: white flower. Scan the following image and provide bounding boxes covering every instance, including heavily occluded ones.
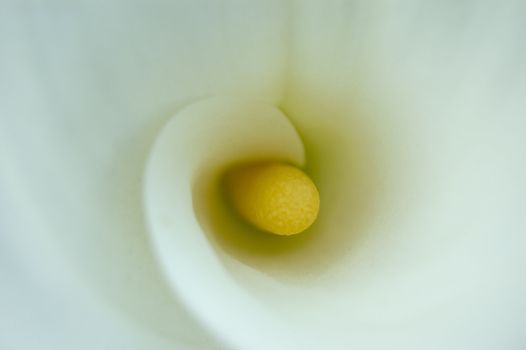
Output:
[1,1,525,350]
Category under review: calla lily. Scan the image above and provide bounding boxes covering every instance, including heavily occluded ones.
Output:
[2,1,525,350]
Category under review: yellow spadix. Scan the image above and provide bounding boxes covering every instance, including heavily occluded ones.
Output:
[225,162,320,236]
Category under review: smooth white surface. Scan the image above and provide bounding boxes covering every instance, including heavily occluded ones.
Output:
[1,1,285,349]
[144,97,306,350]
[1,1,526,350]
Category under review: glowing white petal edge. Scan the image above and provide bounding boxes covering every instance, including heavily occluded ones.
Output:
[143,96,308,350]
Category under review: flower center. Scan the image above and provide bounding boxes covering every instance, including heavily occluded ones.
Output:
[224,162,320,236]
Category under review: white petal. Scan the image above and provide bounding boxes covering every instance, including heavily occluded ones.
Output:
[245,1,526,349]
[3,1,526,349]
[144,96,306,349]
[0,1,287,349]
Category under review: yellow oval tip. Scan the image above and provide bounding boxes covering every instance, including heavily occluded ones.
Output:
[224,162,320,236]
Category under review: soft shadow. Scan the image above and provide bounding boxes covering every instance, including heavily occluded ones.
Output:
[192,84,393,284]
